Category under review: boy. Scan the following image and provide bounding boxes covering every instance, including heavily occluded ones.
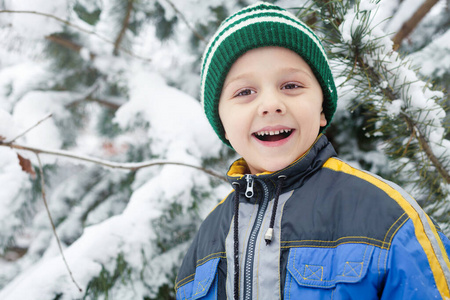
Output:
[175,2,450,299]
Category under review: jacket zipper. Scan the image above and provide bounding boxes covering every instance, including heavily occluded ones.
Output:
[243,176,269,300]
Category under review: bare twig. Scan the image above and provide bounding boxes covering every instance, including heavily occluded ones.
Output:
[3,142,227,182]
[113,0,134,56]
[163,0,206,42]
[36,153,83,292]
[9,113,53,144]
[0,10,152,62]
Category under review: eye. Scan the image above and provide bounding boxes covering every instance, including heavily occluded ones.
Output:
[234,88,255,97]
[282,82,303,90]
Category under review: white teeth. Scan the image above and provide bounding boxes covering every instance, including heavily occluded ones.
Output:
[255,129,292,136]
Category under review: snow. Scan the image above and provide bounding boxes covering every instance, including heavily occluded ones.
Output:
[0,62,50,112]
[12,91,76,151]
[385,99,404,118]
[114,67,221,160]
[0,109,19,141]
[5,0,69,40]
[0,148,29,223]
[79,47,91,61]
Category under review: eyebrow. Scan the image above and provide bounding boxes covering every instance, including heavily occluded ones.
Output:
[223,72,253,91]
[282,67,315,80]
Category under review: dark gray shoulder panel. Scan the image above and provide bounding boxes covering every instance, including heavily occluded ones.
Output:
[280,167,407,249]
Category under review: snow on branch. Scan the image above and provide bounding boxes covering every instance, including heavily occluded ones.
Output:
[162,0,206,42]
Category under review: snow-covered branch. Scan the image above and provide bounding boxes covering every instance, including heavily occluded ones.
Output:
[0,9,152,61]
[163,0,206,42]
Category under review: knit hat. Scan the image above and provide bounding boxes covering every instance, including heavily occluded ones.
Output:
[200,2,337,147]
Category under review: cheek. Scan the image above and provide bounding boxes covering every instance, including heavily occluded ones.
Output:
[219,103,233,141]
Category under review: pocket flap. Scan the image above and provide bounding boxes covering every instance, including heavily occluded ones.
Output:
[191,257,220,299]
[286,244,374,289]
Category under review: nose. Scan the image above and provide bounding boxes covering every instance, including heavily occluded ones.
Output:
[257,91,286,116]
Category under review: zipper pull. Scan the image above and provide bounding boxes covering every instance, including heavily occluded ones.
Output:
[245,175,254,198]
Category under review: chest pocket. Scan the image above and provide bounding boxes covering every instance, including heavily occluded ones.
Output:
[284,244,375,299]
[176,257,220,300]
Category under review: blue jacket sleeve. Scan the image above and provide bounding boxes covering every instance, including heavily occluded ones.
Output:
[381,219,450,299]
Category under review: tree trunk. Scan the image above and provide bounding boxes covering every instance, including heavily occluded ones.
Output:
[392,0,440,50]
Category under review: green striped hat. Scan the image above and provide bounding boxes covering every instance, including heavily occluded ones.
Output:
[200,2,337,147]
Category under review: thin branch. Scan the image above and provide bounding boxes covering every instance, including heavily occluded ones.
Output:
[0,10,152,62]
[2,142,227,182]
[8,113,53,143]
[113,0,134,56]
[163,0,206,42]
[35,153,83,292]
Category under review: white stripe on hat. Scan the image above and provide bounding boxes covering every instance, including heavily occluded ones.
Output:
[201,7,287,69]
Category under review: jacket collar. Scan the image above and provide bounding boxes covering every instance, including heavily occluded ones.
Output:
[226,134,337,200]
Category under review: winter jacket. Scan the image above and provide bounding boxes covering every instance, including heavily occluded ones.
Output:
[175,135,450,299]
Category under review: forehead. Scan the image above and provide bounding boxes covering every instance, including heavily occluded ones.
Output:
[224,46,315,83]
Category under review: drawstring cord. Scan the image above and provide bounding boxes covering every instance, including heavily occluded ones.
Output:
[264,175,286,245]
[232,182,240,300]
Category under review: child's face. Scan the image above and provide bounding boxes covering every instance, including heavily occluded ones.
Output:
[218,46,327,174]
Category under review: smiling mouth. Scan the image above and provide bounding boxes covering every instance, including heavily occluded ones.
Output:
[253,129,293,142]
